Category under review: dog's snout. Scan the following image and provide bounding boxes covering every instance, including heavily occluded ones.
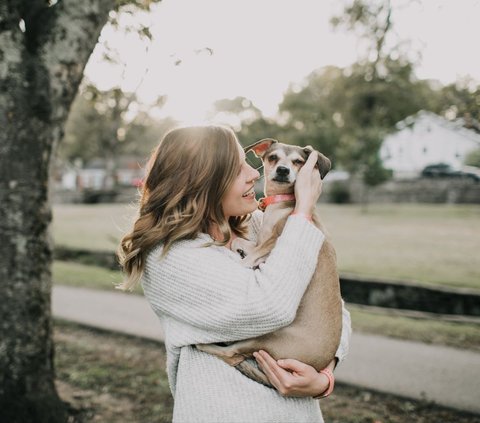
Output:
[276,166,290,176]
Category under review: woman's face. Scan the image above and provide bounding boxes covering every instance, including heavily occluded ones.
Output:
[222,143,260,218]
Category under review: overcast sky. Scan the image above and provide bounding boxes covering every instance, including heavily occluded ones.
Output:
[85,0,480,122]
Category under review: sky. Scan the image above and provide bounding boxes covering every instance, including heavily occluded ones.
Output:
[84,0,480,123]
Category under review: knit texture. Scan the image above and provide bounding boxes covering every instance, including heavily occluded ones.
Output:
[142,212,351,423]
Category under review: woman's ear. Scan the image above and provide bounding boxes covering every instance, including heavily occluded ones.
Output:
[303,146,331,179]
[244,138,277,158]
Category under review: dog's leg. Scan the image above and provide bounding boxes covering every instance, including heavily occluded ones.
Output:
[196,344,273,387]
[195,343,246,366]
[235,360,272,388]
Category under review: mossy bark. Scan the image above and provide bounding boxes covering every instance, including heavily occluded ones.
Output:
[0,1,114,421]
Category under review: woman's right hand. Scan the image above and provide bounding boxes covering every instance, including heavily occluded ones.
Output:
[294,151,322,215]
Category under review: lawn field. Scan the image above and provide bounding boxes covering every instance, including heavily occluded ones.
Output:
[52,203,480,290]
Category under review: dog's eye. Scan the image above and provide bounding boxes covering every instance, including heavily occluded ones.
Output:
[293,159,305,166]
[267,155,278,162]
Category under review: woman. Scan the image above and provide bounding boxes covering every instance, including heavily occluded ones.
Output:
[118,125,351,422]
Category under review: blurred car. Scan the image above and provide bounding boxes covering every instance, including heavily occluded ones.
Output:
[461,165,480,182]
[421,163,480,181]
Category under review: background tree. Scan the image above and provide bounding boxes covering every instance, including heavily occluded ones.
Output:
[279,66,348,163]
[464,149,480,167]
[330,0,424,177]
[208,96,288,176]
[59,84,170,172]
[431,78,480,126]
[0,1,157,421]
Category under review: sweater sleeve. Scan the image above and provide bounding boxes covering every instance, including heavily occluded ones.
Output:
[142,215,324,342]
[334,300,352,364]
[247,209,264,243]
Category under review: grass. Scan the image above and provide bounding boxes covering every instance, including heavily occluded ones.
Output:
[52,203,138,252]
[52,203,480,290]
[348,305,480,351]
[53,261,121,290]
[52,260,143,294]
[55,320,480,423]
[318,204,480,290]
[55,321,173,422]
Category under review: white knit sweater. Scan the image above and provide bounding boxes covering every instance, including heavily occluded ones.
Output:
[142,211,351,423]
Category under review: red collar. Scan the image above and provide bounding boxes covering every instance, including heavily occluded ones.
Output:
[258,194,296,211]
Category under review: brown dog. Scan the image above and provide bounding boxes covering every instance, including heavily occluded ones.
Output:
[196,138,343,387]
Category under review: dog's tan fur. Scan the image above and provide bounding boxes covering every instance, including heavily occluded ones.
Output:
[196,139,342,387]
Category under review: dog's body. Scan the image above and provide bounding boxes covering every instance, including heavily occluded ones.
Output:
[196,139,343,387]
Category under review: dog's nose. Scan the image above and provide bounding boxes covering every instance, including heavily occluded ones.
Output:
[276,166,290,176]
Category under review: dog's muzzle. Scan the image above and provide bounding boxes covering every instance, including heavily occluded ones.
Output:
[273,166,291,183]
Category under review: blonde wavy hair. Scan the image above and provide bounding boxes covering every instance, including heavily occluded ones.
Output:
[117,125,251,291]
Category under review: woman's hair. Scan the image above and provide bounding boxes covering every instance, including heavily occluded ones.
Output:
[117,125,250,291]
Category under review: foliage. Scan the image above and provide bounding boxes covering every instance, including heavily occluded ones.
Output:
[464,149,480,167]
[430,78,480,122]
[328,182,351,204]
[211,96,262,120]
[362,153,392,187]
[58,85,174,165]
[278,59,431,179]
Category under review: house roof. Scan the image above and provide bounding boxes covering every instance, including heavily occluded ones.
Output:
[394,110,480,146]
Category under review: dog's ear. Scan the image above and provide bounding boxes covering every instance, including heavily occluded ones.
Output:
[244,138,277,158]
[303,146,331,180]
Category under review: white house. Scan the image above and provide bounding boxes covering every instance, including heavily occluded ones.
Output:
[380,111,480,179]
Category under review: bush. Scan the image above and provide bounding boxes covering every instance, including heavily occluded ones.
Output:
[329,182,351,204]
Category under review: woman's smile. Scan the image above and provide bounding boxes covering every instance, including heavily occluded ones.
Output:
[242,186,256,200]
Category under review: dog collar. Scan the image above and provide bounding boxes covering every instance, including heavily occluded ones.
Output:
[258,194,296,211]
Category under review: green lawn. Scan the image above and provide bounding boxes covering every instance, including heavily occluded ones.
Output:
[52,203,480,290]
[52,260,142,294]
[318,204,480,290]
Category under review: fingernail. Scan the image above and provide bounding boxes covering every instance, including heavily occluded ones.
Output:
[253,352,258,359]
[278,360,284,365]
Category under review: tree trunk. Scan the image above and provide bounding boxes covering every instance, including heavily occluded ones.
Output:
[0,1,114,421]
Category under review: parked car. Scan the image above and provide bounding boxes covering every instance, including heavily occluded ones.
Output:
[421,163,480,181]
[461,165,480,182]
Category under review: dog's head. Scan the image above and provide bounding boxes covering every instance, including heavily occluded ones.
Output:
[245,138,331,195]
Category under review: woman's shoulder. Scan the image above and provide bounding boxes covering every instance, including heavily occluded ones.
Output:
[146,233,216,265]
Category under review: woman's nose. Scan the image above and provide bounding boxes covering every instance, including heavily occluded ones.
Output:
[250,165,260,181]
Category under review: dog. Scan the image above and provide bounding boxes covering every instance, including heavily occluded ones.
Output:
[196,138,343,387]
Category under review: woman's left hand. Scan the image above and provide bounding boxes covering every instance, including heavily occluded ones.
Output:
[253,350,333,397]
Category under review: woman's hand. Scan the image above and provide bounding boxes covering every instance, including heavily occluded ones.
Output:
[253,350,334,397]
[294,151,322,215]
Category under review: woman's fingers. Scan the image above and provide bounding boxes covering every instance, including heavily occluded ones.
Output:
[303,150,318,172]
[253,351,283,389]
[254,351,333,397]
[276,358,308,374]
[255,350,298,393]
